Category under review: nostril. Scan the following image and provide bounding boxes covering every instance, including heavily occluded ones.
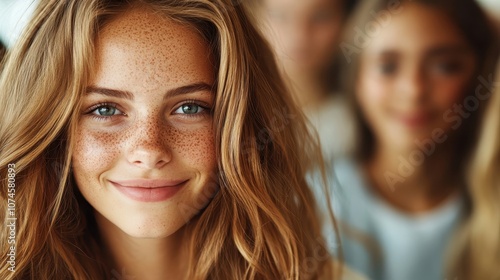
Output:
[127,144,172,169]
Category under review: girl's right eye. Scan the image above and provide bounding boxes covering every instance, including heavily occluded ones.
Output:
[379,62,398,75]
[432,61,463,75]
[85,103,125,120]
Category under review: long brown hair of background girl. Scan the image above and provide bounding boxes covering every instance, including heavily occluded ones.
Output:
[340,0,499,278]
[0,0,338,279]
[448,61,500,280]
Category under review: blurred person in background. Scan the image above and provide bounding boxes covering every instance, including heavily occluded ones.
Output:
[246,0,358,159]
[320,0,499,279]
[448,61,500,280]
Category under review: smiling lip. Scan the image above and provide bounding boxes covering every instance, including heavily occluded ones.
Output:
[109,179,187,202]
[397,112,434,128]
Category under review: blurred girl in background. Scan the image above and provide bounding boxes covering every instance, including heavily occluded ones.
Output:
[247,0,358,158]
[326,0,499,279]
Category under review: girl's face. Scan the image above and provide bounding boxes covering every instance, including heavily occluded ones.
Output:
[72,7,218,238]
[357,3,476,152]
[261,0,343,75]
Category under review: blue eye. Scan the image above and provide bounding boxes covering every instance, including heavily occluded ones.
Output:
[93,105,122,116]
[86,103,124,120]
[175,103,206,115]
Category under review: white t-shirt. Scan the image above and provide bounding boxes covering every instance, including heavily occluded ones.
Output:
[313,158,465,280]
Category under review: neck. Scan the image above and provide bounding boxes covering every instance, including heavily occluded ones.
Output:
[96,213,190,280]
[365,142,461,213]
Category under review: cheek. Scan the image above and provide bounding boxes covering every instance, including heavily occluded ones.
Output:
[72,126,122,182]
[168,123,217,173]
[357,72,390,111]
[432,77,470,110]
[356,73,395,135]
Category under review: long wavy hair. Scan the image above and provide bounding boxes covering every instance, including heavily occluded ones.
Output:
[447,62,500,280]
[0,0,337,279]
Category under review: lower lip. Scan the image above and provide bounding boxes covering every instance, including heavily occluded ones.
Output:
[110,181,186,202]
[398,115,433,128]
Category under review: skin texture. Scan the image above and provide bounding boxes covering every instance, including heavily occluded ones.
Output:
[356,3,477,212]
[71,5,217,279]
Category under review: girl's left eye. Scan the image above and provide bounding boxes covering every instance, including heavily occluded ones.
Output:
[433,61,462,75]
[174,103,207,115]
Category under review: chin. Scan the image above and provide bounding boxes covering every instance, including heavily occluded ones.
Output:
[120,222,180,239]
[109,211,185,239]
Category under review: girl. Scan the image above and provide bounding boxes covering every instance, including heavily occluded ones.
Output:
[325,0,499,279]
[0,0,342,279]
[247,0,358,158]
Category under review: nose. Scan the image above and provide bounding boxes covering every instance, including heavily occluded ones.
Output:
[126,118,171,170]
[398,67,428,104]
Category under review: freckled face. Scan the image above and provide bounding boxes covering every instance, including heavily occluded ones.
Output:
[356,3,476,151]
[72,7,218,238]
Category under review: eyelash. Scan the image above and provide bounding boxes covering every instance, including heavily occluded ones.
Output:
[84,102,124,121]
[175,99,211,118]
[83,100,212,122]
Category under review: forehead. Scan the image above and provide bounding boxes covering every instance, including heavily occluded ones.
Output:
[365,3,469,55]
[92,6,213,91]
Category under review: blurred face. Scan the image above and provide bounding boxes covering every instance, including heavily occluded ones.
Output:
[357,3,476,152]
[72,7,218,238]
[261,0,343,75]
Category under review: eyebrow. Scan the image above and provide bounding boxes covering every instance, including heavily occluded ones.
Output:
[376,45,472,58]
[426,45,472,57]
[85,82,214,100]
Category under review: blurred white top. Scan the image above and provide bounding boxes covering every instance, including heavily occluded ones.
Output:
[313,157,465,280]
[0,0,37,47]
